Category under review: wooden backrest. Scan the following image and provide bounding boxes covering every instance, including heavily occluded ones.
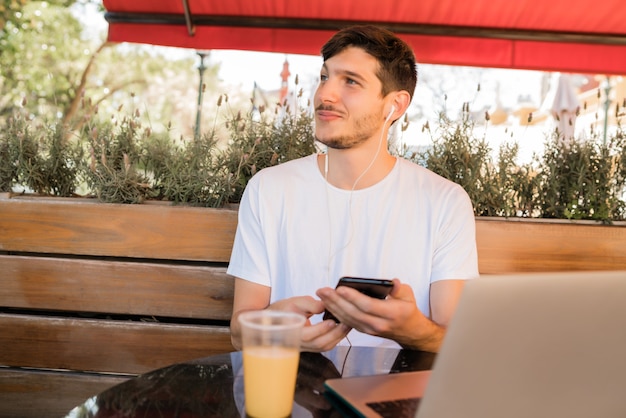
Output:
[0,196,238,374]
[1,255,233,319]
[0,195,238,319]
[476,217,626,274]
[2,195,626,375]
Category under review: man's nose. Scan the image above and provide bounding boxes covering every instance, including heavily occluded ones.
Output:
[315,80,338,105]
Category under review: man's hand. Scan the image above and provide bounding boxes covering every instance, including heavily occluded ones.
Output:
[316,278,464,352]
[230,278,351,352]
[266,296,352,352]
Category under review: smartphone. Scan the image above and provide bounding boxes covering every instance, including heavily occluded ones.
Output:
[322,277,394,323]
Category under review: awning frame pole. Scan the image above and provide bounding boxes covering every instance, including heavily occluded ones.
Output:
[182,0,195,36]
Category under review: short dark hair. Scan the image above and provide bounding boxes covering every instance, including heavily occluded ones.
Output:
[321,25,418,101]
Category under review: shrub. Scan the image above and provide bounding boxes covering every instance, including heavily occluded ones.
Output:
[2,94,625,222]
[409,105,626,222]
[0,113,82,196]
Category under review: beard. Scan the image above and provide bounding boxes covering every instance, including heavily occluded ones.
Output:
[315,110,382,150]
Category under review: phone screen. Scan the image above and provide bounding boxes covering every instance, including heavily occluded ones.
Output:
[322,277,393,323]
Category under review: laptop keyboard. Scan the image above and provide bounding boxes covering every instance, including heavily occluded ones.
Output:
[367,397,421,417]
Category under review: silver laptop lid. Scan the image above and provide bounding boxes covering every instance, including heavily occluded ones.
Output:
[417,270,626,418]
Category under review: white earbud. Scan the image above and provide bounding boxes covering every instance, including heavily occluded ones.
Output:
[386,105,396,122]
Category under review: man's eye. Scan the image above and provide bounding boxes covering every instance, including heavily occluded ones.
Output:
[346,78,358,85]
[320,74,328,82]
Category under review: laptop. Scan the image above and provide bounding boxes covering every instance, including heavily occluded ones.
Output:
[324,270,626,418]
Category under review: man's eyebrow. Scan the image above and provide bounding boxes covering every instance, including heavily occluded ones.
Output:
[320,61,372,84]
[323,66,368,83]
[341,69,367,82]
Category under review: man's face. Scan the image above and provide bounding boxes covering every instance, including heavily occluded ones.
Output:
[314,47,386,150]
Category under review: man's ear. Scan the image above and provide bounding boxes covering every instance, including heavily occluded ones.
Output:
[391,90,411,116]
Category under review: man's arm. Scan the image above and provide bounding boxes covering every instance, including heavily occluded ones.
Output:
[230,278,271,350]
[316,278,467,352]
[395,279,466,352]
[429,279,466,328]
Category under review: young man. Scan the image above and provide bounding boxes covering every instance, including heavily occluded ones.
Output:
[228,25,478,353]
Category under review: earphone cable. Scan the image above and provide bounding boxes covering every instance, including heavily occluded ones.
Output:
[325,112,390,282]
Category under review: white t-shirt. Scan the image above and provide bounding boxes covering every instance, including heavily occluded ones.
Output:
[228,154,479,347]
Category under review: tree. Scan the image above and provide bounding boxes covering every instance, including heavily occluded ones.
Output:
[0,1,251,139]
[1,0,74,33]
[0,1,88,118]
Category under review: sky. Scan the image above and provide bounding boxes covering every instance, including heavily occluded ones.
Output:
[211,50,322,93]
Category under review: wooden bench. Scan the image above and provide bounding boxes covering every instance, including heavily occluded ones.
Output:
[1,194,626,417]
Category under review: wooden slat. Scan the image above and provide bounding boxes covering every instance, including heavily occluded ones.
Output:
[0,368,129,418]
[0,195,238,262]
[476,218,626,274]
[0,313,234,374]
[0,255,234,320]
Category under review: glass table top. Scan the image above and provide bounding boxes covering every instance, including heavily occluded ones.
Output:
[65,346,436,418]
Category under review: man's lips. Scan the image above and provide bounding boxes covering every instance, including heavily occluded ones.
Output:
[316,110,342,121]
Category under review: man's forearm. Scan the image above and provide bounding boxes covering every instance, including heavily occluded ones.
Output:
[229,310,245,350]
[399,319,446,353]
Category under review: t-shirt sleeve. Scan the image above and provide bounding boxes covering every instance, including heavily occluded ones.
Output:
[430,184,479,282]
[226,175,271,287]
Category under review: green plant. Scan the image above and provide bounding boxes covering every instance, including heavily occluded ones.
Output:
[407,103,626,222]
[84,109,154,204]
[2,91,625,222]
[0,121,17,193]
[148,130,234,208]
[16,90,317,207]
[141,90,317,207]
[0,112,82,196]
[537,126,626,222]
[412,105,503,216]
[219,89,318,204]
[493,142,540,217]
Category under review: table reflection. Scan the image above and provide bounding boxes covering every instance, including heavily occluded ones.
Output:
[66,346,436,418]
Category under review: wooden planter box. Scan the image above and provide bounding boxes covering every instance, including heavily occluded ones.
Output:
[475,217,626,274]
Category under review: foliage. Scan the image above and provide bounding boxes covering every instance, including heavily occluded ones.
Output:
[219,88,318,203]
[0,0,74,35]
[408,106,626,223]
[411,106,542,218]
[2,91,317,206]
[0,1,85,118]
[83,106,155,203]
[0,110,82,195]
[415,104,499,216]
[145,127,234,208]
[0,1,227,139]
[537,128,626,221]
[3,90,626,222]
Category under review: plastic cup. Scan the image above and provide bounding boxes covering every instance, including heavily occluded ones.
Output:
[239,310,306,418]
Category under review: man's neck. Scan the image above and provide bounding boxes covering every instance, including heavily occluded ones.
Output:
[320,150,396,190]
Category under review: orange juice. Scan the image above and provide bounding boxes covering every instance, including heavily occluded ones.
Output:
[243,345,300,418]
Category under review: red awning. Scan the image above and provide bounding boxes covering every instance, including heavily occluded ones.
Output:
[102,0,626,75]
